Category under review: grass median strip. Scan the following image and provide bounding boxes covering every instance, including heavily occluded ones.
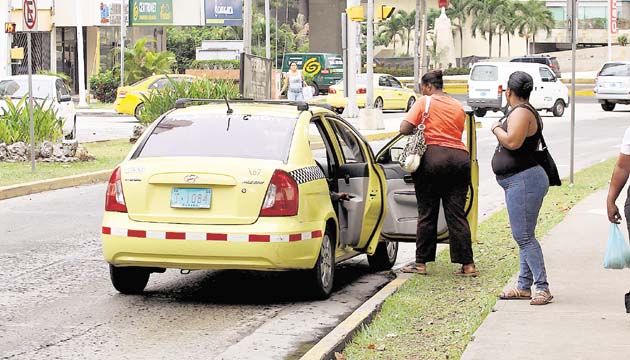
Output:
[342,157,615,359]
[0,139,131,187]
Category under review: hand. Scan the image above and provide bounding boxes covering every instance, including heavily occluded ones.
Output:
[490,120,502,134]
[338,192,350,201]
[608,201,622,224]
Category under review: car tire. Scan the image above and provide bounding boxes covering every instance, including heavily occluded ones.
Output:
[552,100,565,117]
[310,230,335,299]
[109,264,150,294]
[601,102,616,112]
[374,97,384,110]
[474,108,487,117]
[405,97,416,112]
[367,240,399,271]
[134,103,145,120]
[311,82,320,95]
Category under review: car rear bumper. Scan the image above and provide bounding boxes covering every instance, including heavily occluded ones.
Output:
[102,212,324,271]
[594,92,630,103]
[467,97,502,109]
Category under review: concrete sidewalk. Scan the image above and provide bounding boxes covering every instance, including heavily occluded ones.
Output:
[462,189,630,359]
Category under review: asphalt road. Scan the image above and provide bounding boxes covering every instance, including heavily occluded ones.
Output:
[2,98,627,359]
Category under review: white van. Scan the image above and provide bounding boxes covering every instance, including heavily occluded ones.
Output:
[467,62,569,118]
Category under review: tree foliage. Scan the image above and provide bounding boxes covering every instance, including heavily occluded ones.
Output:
[124,38,176,84]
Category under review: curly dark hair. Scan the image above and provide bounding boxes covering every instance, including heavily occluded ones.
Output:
[507,71,534,100]
[421,70,444,90]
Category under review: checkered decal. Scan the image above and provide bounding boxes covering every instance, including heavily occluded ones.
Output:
[289,166,325,184]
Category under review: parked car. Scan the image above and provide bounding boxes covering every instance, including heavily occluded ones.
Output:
[0,75,76,138]
[326,73,417,113]
[510,55,561,78]
[594,61,630,111]
[113,74,195,119]
[101,100,479,298]
[280,53,344,94]
[467,62,568,118]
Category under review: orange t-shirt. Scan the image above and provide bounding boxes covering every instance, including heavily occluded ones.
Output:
[404,94,467,152]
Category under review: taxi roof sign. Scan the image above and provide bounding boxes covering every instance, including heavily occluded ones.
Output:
[5,22,16,33]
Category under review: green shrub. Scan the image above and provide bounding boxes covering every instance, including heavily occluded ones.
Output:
[89,69,120,103]
[443,67,471,75]
[137,77,239,124]
[189,60,240,70]
[618,34,628,46]
[0,97,62,144]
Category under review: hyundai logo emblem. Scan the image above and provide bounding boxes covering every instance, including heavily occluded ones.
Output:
[184,174,198,183]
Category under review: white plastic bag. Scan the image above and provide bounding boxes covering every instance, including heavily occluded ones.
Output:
[302,86,313,101]
[603,223,630,269]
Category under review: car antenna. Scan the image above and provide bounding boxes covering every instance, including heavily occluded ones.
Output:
[224,95,233,114]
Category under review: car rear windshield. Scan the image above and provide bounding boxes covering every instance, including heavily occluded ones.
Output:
[470,65,498,81]
[599,63,630,77]
[135,113,297,161]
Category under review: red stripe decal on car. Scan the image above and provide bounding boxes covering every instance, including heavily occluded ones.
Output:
[289,234,302,242]
[311,230,323,238]
[127,229,147,238]
[206,233,228,241]
[166,232,186,240]
[102,227,111,235]
[249,234,271,242]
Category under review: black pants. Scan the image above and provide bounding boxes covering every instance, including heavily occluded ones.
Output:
[412,145,474,265]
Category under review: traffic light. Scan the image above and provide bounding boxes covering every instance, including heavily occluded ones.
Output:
[346,5,365,22]
[377,5,395,21]
[5,22,16,34]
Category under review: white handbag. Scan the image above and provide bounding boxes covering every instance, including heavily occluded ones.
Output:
[400,96,430,173]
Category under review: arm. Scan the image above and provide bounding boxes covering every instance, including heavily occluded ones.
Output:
[400,120,415,135]
[607,153,630,223]
[491,108,531,150]
[400,97,423,135]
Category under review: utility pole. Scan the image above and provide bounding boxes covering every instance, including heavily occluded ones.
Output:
[413,0,420,93]
[76,0,88,107]
[265,0,271,59]
[569,0,576,184]
[243,0,252,55]
[120,0,125,86]
[366,0,374,109]
[419,0,427,76]
[344,0,360,119]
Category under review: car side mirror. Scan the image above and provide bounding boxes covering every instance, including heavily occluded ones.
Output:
[390,147,403,162]
[541,78,550,83]
[59,95,72,102]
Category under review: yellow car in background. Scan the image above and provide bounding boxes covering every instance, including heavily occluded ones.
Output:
[326,73,417,113]
[113,74,195,118]
[101,100,478,299]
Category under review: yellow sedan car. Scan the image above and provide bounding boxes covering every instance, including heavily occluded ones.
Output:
[113,74,195,118]
[101,100,478,298]
[326,73,418,113]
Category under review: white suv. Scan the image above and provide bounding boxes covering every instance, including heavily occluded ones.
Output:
[594,61,630,112]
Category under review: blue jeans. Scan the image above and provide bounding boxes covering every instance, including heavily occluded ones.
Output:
[497,165,549,292]
[288,90,304,101]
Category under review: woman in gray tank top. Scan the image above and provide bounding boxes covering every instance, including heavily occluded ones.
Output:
[280,62,305,101]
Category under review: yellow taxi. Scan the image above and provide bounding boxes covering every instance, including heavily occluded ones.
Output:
[101,100,478,299]
[326,73,418,113]
[113,74,195,118]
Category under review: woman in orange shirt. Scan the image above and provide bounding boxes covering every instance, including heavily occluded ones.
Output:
[400,70,477,276]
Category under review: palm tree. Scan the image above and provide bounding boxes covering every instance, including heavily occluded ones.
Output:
[468,0,506,58]
[495,0,516,57]
[396,10,416,56]
[446,0,471,64]
[515,0,554,55]
[124,38,176,84]
[378,15,405,55]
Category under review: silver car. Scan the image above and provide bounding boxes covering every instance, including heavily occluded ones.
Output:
[594,61,630,112]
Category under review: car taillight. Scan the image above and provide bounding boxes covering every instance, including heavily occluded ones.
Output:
[320,68,330,74]
[118,90,127,98]
[356,88,366,94]
[328,87,337,94]
[105,167,127,213]
[466,84,469,94]
[260,169,299,217]
[549,64,555,68]
[498,85,503,96]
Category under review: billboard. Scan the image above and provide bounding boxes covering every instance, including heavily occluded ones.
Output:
[204,0,242,26]
[129,0,173,26]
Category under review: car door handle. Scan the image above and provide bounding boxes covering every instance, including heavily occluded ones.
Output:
[344,174,350,185]
[403,175,413,184]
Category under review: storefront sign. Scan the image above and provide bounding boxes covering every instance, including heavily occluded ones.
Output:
[204,0,242,26]
[130,0,172,26]
[610,0,618,34]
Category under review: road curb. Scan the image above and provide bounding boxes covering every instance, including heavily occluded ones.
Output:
[299,273,412,360]
[0,169,112,201]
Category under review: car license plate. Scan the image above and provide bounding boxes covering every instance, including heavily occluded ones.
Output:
[170,188,211,209]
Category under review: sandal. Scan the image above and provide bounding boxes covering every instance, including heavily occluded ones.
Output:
[401,263,427,275]
[499,287,532,300]
[453,264,479,277]
[530,289,554,305]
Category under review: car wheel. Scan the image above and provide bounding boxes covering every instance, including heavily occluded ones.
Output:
[405,97,416,112]
[134,103,145,120]
[310,231,335,299]
[367,240,399,271]
[109,264,150,294]
[552,100,565,117]
[374,97,384,110]
[311,82,320,95]
[601,102,616,112]
[474,108,487,117]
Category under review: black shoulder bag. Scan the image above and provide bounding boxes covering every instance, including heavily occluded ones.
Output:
[524,104,561,186]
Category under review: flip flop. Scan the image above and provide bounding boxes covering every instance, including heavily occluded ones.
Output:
[499,287,532,300]
[530,290,554,305]
[401,263,427,275]
[453,265,479,277]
